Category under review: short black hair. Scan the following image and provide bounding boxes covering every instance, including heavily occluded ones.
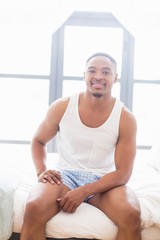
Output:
[86,52,117,69]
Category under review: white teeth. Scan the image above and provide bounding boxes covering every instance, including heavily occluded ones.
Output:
[92,82,103,86]
[92,80,104,85]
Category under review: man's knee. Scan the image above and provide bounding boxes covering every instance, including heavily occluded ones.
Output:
[128,206,141,228]
[24,199,46,223]
[118,205,141,230]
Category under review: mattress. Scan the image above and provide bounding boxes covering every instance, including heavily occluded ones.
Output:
[11,153,160,240]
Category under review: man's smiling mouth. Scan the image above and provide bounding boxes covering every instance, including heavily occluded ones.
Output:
[91,80,105,89]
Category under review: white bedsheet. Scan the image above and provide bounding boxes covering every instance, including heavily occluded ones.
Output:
[128,163,160,229]
[12,154,160,240]
[0,175,19,240]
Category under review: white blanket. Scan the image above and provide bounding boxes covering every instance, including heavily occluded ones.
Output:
[0,175,19,240]
[128,164,160,228]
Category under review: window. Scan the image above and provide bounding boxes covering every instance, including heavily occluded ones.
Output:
[133,27,160,148]
[63,26,123,77]
[62,25,123,100]
[133,83,160,146]
[134,31,160,80]
[0,78,49,141]
[50,11,160,155]
[1,11,159,155]
[0,25,51,148]
[0,25,51,75]
[49,11,134,151]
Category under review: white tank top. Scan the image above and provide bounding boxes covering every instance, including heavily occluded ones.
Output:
[56,92,124,176]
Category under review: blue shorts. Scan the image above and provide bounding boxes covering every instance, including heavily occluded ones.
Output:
[60,170,100,202]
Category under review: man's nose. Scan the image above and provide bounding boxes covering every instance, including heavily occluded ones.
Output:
[94,72,103,79]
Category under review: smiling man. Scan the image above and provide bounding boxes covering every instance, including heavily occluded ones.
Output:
[20,52,142,240]
[85,52,117,98]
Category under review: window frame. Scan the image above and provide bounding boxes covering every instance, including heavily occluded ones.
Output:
[48,11,135,152]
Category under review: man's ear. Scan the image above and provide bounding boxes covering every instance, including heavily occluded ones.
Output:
[114,73,118,83]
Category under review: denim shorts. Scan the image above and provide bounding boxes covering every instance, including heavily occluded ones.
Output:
[60,170,100,202]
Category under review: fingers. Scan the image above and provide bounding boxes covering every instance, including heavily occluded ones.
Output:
[57,197,77,213]
[57,191,82,213]
[38,170,62,184]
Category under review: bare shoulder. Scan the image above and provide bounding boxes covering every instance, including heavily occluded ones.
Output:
[47,96,70,122]
[50,96,70,110]
[120,106,137,134]
[121,106,136,122]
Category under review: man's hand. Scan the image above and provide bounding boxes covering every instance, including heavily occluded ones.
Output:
[57,187,87,213]
[38,170,62,185]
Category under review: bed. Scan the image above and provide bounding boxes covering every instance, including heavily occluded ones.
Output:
[7,141,160,240]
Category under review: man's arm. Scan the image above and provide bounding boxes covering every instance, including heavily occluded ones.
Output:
[31,97,69,182]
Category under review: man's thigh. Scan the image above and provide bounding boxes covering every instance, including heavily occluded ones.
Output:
[26,182,70,218]
[88,186,140,224]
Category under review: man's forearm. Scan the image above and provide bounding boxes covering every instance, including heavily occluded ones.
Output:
[31,138,47,177]
[81,170,130,197]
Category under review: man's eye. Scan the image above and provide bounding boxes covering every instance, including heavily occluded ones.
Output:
[103,71,110,75]
[88,70,95,74]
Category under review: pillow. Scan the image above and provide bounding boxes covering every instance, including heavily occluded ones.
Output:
[147,141,160,172]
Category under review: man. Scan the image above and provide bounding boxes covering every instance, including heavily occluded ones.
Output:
[20,52,142,240]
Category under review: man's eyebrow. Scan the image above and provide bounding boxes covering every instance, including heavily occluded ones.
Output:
[102,67,111,70]
[87,66,111,70]
[87,66,96,69]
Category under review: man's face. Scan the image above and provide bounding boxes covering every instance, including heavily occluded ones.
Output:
[84,56,118,98]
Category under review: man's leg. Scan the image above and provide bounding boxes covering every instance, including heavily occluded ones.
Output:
[88,186,142,240]
[20,182,70,240]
